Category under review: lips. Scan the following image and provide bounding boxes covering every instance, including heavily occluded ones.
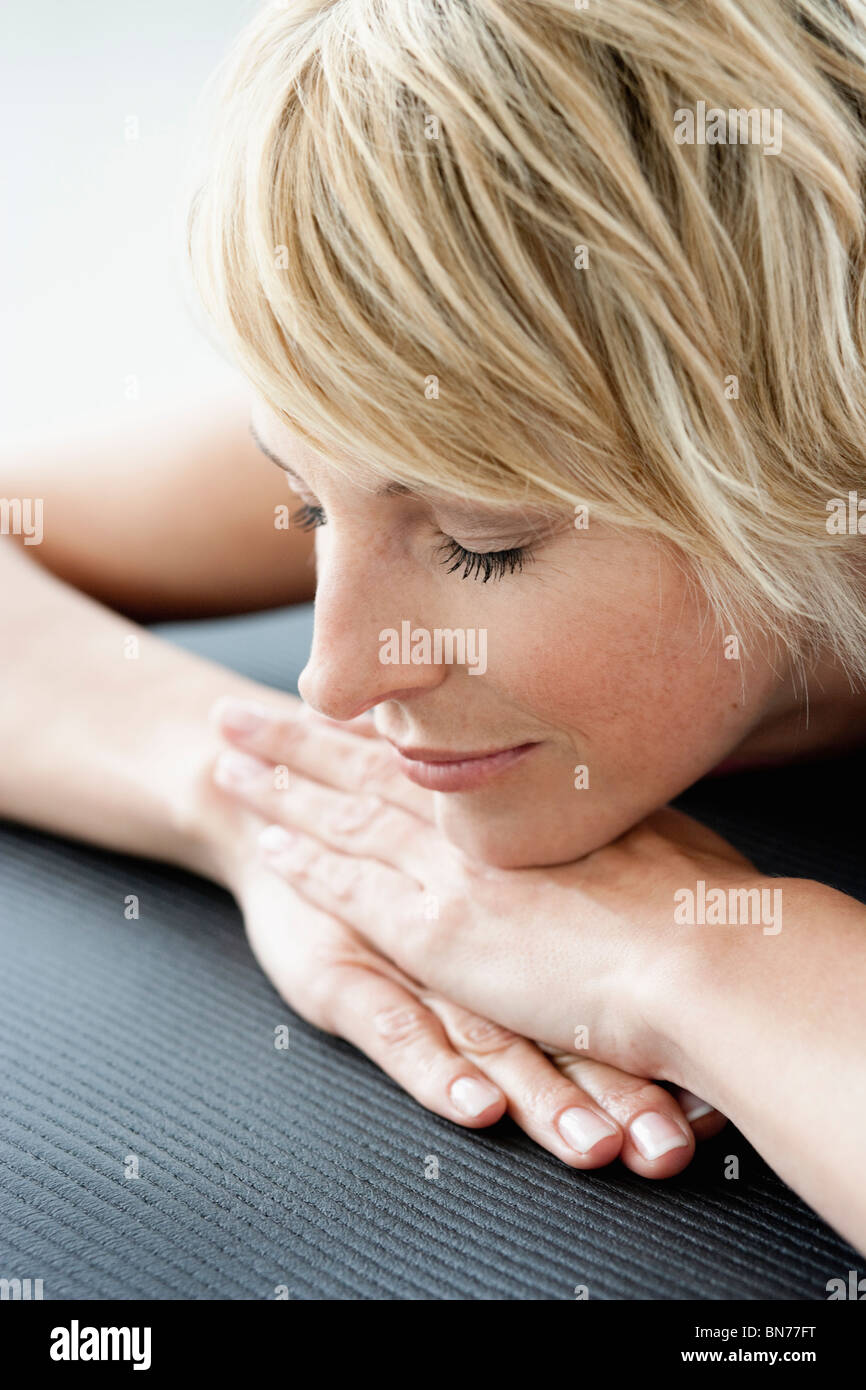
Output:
[389,740,539,792]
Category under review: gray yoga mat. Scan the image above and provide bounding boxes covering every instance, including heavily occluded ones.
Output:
[0,601,861,1298]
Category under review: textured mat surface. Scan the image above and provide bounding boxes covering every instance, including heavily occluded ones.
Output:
[0,602,862,1300]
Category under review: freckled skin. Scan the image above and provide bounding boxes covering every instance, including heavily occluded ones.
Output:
[255,405,836,869]
[385,528,779,868]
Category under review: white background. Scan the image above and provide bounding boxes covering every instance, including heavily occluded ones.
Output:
[0,0,257,441]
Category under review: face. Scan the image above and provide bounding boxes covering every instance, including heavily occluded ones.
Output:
[253,403,786,869]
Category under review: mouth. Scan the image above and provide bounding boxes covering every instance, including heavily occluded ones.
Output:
[389,740,539,792]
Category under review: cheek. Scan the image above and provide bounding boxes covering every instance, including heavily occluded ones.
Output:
[435,636,758,868]
[445,558,773,865]
[422,538,779,868]
[484,553,764,761]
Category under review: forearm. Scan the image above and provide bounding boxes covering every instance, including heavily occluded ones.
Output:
[0,539,278,886]
[663,878,866,1252]
[1,390,315,620]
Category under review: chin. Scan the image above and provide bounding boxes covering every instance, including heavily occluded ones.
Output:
[434,797,601,870]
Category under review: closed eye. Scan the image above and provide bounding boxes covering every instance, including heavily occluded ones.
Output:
[292,503,326,531]
[292,501,531,581]
[437,538,528,582]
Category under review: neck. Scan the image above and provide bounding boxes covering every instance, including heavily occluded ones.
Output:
[728,648,866,769]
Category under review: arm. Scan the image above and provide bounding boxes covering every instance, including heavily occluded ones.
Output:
[0,536,263,881]
[671,879,866,1256]
[209,719,866,1253]
[1,386,315,619]
[2,540,706,1167]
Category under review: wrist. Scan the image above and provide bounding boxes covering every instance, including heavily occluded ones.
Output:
[642,874,827,1091]
[167,741,255,892]
[149,675,297,895]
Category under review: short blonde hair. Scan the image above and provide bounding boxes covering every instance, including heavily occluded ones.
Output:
[189,0,866,683]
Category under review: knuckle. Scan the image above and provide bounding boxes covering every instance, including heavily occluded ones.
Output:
[301,951,383,1033]
[349,746,394,790]
[271,714,306,753]
[450,1014,519,1055]
[298,959,347,1033]
[317,856,359,900]
[326,793,387,836]
[525,1079,578,1116]
[372,1003,432,1050]
[603,1077,671,1111]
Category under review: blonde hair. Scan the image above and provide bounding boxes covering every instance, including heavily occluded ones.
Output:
[189,0,866,684]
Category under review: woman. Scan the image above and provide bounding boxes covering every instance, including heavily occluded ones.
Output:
[3,0,866,1253]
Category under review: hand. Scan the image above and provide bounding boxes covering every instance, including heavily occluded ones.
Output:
[210,696,727,1174]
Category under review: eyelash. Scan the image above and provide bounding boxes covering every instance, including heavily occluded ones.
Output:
[437,538,527,583]
[292,503,326,532]
[291,504,528,582]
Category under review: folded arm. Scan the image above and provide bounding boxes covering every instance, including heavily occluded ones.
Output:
[0,414,714,1169]
[213,706,866,1256]
[2,388,315,620]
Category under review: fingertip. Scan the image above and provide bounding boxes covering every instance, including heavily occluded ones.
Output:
[208,694,232,726]
[258,823,295,856]
[621,1109,694,1179]
[209,694,244,733]
[673,1088,715,1123]
[555,1106,622,1166]
[448,1075,506,1126]
[209,695,270,740]
[213,747,265,789]
[671,1088,727,1141]
[688,1109,728,1141]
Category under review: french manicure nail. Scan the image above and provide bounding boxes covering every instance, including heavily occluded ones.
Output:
[450,1076,502,1117]
[676,1089,714,1122]
[259,824,295,855]
[213,749,265,787]
[557,1107,618,1155]
[213,697,271,736]
[629,1111,690,1160]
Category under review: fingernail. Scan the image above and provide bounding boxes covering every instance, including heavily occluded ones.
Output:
[213,749,265,787]
[557,1107,618,1154]
[676,1089,714,1123]
[450,1076,502,1117]
[212,697,271,736]
[629,1111,690,1160]
[259,824,295,855]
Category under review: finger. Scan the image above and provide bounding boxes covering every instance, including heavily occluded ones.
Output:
[254,823,455,988]
[671,1087,728,1141]
[256,820,417,900]
[213,751,434,880]
[255,822,423,962]
[546,1053,698,1179]
[305,709,380,739]
[427,997,623,1169]
[315,964,509,1129]
[210,695,435,819]
[242,872,507,1128]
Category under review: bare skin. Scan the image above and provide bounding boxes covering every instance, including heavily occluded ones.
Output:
[0,390,725,1174]
[2,387,864,1221]
[249,396,866,871]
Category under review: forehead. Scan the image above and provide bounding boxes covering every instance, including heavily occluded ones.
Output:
[249,401,410,498]
[248,398,566,526]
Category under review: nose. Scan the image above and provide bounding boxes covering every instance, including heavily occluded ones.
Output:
[297,555,448,722]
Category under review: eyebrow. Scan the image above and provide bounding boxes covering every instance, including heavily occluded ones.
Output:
[249,420,411,497]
